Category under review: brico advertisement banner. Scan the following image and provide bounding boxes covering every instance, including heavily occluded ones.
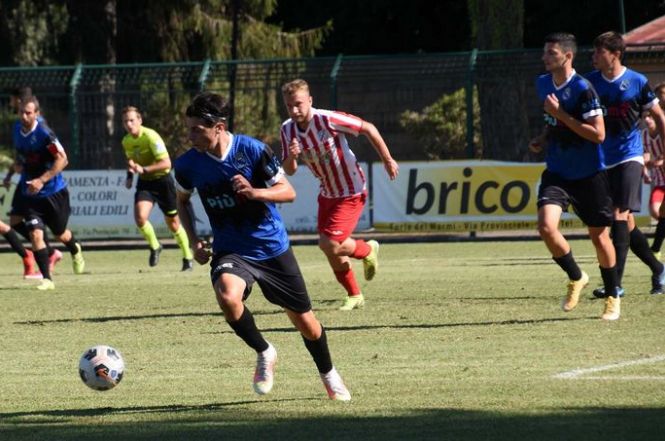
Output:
[372,161,651,232]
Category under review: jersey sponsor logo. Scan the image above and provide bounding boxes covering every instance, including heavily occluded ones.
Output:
[206,194,237,210]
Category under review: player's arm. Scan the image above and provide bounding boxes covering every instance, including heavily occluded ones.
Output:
[359,121,399,180]
[648,102,665,149]
[232,174,295,203]
[544,93,605,143]
[280,128,299,176]
[27,142,68,194]
[132,156,171,175]
[529,128,548,153]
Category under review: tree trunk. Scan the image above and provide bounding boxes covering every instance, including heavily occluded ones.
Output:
[468,0,530,161]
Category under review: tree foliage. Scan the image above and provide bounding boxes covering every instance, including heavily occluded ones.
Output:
[399,88,482,160]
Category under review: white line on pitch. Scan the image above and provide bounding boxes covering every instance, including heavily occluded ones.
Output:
[553,355,665,379]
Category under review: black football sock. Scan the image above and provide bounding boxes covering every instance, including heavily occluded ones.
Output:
[302,326,333,374]
[600,266,618,297]
[553,251,583,281]
[2,229,28,258]
[227,307,269,353]
[63,237,80,255]
[611,220,630,284]
[630,227,664,275]
[651,218,665,252]
[34,247,51,280]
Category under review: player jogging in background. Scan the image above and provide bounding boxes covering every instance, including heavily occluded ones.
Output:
[175,92,351,401]
[12,95,85,290]
[587,31,665,300]
[280,79,399,311]
[646,83,665,259]
[531,32,620,320]
[121,106,194,271]
[2,86,62,279]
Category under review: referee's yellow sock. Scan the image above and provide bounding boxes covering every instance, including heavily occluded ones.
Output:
[139,221,161,250]
[173,226,193,260]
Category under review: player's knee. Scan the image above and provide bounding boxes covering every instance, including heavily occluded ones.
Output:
[537,222,556,239]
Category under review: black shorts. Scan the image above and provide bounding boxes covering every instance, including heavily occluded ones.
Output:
[209,247,312,313]
[135,175,177,216]
[18,188,71,236]
[606,161,643,212]
[8,187,27,217]
[537,169,613,227]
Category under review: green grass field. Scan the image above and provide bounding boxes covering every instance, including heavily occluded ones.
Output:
[1,239,664,440]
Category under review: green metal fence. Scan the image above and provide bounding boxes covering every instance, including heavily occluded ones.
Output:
[1,48,664,169]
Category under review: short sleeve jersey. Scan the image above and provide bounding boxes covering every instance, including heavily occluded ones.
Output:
[12,120,67,198]
[280,108,366,198]
[536,70,605,180]
[587,67,658,167]
[174,134,289,260]
[121,126,170,180]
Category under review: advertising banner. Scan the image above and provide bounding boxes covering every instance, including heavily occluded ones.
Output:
[373,161,651,232]
[1,165,370,239]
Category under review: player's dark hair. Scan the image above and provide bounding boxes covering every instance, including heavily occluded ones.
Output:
[544,32,577,56]
[593,31,625,57]
[186,92,230,126]
[654,82,665,95]
[21,94,40,111]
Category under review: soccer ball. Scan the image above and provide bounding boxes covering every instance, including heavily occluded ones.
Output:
[78,345,125,391]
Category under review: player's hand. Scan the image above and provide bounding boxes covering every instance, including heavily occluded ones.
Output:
[193,240,212,265]
[384,158,399,180]
[231,174,255,199]
[544,94,560,117]
[128,160,144,175]
[287,138,301,159]
[26,178,44,194]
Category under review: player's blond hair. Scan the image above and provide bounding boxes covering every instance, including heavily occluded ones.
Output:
[281,79,310,96]
[121,106,142,118]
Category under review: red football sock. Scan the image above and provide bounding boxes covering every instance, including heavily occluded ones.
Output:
[334,269,361,296]
[350,239,371,259]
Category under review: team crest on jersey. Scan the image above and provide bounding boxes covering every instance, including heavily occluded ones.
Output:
[562,88,571,101]
[232,151,249,169]
[619,79,630,91]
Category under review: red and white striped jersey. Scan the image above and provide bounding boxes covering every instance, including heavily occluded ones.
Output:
[643,128,665,186]
[280,108,366,198]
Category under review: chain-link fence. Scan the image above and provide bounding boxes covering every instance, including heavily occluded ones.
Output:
[1,47,664,169]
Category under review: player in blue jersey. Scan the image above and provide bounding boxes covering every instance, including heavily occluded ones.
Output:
[12,96,85,290]
[2,86,62,279]
[174,92,351,401]
[587,31,665,301]
[531,32,620,320]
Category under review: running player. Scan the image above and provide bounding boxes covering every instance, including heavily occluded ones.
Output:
[174,92,351,401]
[121,106,194,271]
[532,32,620,320]
[12,95,85,290]
[280,79,399,310]
[646,83,665,260]
[587,31,665,298]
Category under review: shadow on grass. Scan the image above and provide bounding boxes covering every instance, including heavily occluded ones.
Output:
[13,309,282,326]
[0,405,663,441]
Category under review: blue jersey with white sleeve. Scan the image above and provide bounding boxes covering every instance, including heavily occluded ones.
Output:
[586,67,657,166]
[536,70,605,180]
[174,134,290,260]
[12,120,67,198]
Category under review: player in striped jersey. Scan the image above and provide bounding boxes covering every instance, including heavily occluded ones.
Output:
[646,84,665,259]
[280,79,399,311]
